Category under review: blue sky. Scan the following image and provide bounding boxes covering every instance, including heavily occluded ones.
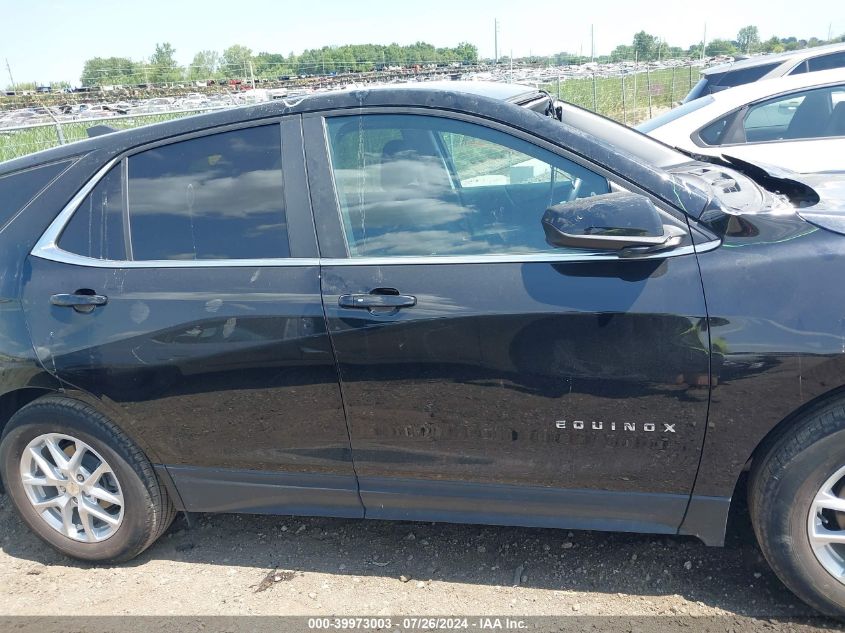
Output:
[0,0,841,84]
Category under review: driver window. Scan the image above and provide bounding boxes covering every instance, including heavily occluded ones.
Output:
[326,114,609,257]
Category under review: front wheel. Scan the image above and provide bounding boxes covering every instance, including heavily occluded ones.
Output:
[750,398,845,616]
[0,396,174,562]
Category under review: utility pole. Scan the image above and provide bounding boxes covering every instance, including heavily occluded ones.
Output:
[494,18,500,65]
[591,24,595,63]
[4,58,15,92]
[701,23,707,60]
[249,61,256,89]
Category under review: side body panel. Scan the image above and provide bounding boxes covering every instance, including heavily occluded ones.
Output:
[682,211,845,541]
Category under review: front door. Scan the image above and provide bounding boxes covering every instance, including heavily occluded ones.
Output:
[23,120,362,517]
[308,111,710,533]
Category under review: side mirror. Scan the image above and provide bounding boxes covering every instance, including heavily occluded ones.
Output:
[541,191,684,255]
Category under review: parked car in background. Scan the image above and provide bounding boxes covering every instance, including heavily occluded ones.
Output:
[684,42,845,103]
[6,82,845,615]
[639,68,845,173]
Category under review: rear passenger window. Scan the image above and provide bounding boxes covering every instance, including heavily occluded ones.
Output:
[58,165,126,260]
[128,125,288,260]
[58,125,289,262]
[808,52,845,72]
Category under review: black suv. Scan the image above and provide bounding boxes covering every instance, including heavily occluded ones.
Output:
[2,82,845,615]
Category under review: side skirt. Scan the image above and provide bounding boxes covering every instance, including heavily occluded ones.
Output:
[165,466,710,540]
[165,466,364,518]
[359,477,688,537]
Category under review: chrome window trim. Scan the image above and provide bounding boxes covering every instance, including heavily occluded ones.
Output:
[31,144,720,270]
[32,241,718,269]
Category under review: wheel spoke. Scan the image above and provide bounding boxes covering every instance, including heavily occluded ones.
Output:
[30,494,66,511]
[22,472,62,488]
[76,503,99,541]
[87,485,121,507]
[44,437,70,470]
[66,441,86,474]
[79,497,120,527]
[83,463,108,487]
[28,448,63,482]
[811,524,845,545]
[59,498,77,538]
[816,491,845,514]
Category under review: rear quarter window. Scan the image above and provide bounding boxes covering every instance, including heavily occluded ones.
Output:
[0,160,73,232]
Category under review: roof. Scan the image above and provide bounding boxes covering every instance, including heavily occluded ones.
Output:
[351,80,542,103]
[702,42,845,76]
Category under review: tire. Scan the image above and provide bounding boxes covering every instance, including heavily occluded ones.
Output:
[0,395,174,562]
[750,397,845,616]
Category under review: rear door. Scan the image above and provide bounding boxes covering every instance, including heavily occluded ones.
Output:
[305,109,711,534]
[22,118,362,517]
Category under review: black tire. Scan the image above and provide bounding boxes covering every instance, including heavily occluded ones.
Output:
[0,395,175,562]
[750,397,845,616]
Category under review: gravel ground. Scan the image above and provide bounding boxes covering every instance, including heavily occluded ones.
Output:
[0,485,841,631]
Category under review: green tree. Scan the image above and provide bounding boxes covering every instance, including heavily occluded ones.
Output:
[80,57,139,86]
[454,41,478,64]
[736,25,761,54]
[632,31,658,61]
[148,42,182,84]
[761,36,784,53]
[706,38,738,56]
[188,50,219,80]
[220,45,254,79]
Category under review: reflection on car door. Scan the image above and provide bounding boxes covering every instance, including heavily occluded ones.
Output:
[22,120,362,518]
[308,111,710,534]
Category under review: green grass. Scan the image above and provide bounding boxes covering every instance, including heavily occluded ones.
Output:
[542,66,697,124]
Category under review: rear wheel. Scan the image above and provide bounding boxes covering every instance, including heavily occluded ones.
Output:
[0,396,174,562]
[750,398,845,616]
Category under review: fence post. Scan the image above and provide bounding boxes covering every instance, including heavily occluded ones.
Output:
[592,73,598,113]
[621,73,627,126]
[670,66,676,104]
[646,65,652,119]
[557,73,561,99]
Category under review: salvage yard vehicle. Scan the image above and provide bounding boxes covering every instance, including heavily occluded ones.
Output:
[640,67,845,173]
[683,41,845,103]
[4,82,845,615]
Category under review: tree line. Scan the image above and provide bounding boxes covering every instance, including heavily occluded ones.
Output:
[79,42,479,87]
[606,26,844,63]
[66,25,845,88]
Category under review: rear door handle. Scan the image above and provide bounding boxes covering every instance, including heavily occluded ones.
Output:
[338,293,416,310]
[50,292,108,313]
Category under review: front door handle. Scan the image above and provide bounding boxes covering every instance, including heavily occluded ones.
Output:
[338,293,416,310]
[50,292,108,314]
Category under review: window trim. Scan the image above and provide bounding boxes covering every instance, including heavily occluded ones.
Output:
[32,118,306,267]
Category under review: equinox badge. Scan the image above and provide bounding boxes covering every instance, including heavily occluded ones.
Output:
[555,420,676,433]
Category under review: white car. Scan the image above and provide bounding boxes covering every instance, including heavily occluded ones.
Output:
[639,68,845,173]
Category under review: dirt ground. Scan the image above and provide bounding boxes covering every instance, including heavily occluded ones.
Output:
[0,486,842,632]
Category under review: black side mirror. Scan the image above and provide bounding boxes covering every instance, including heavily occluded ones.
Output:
[542,191,684,255]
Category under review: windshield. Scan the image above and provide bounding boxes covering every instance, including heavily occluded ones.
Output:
[559,103,690,169]
[683,77,712,104]
[637,96,715,133]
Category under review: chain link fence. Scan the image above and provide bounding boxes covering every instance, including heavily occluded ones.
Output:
[0,62,701,163]
[543,63,697,124]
